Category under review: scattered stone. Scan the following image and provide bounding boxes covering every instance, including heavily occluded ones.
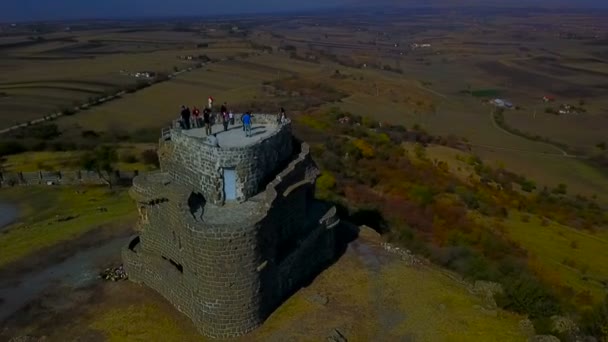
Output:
[551,315,578,335]
[473,281,504,296]
[519,319,536,337]
[381,242,419,266]
[327,328,347,342]
[100,265,127,282]
[473,280,503,309]
[96,207,108,213]
[307,293,329,306]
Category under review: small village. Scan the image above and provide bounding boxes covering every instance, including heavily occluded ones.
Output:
[119,70,157,79]
[487,94,587,116]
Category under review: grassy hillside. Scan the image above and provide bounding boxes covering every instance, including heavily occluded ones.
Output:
[295,107,608,339]
[0,186,135,268]
[12,233,528,342]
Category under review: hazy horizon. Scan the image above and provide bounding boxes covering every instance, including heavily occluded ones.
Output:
[1,0,607,23]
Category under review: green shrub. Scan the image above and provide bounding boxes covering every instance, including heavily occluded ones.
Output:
[495,275,560,319]
[579,295,608,339]
[0,141,26,156]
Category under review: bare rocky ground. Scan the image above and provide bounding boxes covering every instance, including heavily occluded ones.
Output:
[0,225,529,342]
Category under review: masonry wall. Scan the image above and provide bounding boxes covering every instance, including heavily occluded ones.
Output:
[125,199,266,337]
[0,170,139,187]
[123,141,339,339]
[159,115,293,205]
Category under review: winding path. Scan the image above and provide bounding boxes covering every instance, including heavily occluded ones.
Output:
[488,109,581,159]
[0,55,240,135]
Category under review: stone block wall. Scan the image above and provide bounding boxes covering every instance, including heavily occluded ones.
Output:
[21,172,41,184]
[125,198,267,337]
[124,139,339,339]
[0,169,140,187]
[159,114,293,205]
[40,171,61,184]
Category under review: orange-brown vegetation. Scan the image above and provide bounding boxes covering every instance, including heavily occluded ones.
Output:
[298,107,608,338]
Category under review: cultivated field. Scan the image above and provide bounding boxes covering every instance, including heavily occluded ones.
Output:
[56,54,326,131]
[0,26,257,129]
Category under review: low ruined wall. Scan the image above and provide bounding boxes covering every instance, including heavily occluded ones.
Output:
[0,169,140,188]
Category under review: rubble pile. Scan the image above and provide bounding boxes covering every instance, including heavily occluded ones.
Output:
[381,242,423,266]
[100,265,127,281]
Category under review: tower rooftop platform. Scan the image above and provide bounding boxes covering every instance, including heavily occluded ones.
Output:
[182,123,279,148]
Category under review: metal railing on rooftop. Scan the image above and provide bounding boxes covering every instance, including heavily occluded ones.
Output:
[161,127,171,141]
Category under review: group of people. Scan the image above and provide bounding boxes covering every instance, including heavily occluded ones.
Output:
[178,97,288,139]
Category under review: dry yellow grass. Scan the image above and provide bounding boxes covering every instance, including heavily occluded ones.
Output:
[29,235,527,341]
[0,28,257,128]
[0,186,135,268]
[498,214,608,304]
[56,57,295,130]
[1,144,157,172]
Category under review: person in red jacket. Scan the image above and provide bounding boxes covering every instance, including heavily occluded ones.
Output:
[192,107,201,128]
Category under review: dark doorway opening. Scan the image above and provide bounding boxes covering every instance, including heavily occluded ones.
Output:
[128,236,141,252]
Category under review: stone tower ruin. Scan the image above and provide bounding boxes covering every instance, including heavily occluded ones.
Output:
[122,114,339,338]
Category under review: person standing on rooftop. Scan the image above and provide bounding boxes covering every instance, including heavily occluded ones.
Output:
[222,111,229,132]
[242,111,252,137]
[279,107,287,125]
[192,106,201,128]
[203,107,212,136]
[180,105,191,130]
[217,102,227,126]
[208,96,214,109]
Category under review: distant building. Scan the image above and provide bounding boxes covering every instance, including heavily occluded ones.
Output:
[133,71,156,79]
[492,99,513,109]
[492,99,505,107]
[411,43,432,49]
[542,95,556,102]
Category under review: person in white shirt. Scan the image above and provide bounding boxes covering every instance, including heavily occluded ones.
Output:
[279,107,287,124]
